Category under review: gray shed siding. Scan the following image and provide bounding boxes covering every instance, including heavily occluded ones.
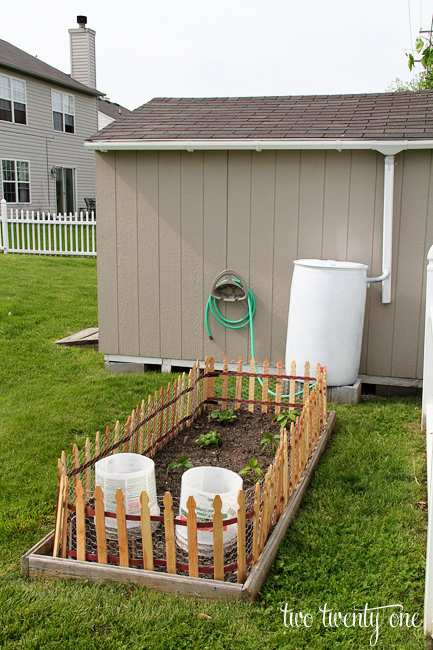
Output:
[95,148,433,380]
[0,66,97,213]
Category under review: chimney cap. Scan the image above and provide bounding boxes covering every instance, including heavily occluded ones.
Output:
[77,15,87,27]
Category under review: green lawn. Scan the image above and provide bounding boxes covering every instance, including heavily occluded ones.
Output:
[0,254,428,649]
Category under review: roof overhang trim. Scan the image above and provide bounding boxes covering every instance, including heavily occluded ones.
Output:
[0,60,103,97]
[85,139,433,155]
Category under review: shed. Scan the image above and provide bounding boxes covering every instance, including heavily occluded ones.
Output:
[86,91,433,388]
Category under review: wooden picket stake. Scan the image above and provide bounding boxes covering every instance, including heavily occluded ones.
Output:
[53,474,65,558]
[297,415,302,482]
[203,356,209,409]
[146,395,152,452]
[275,447,282,522]
[94,484,107,564]
[122,416,131,453]
[61,475,69,559]
[72,444,79,489]
[157,386,165,447]
[213,494,224,581]
[75,480,86,562]
[221,356,229,410]
[179,373,186,429]
[139,399,146,453]
[186,368,193,427]
[163,492,176,574]
[303,361,310,405]
[170,380,177,440]
[289,360,296,409]
[174,376,182,438]
[208,357,215,411]
[115,488,129,568]
[268,463,277,531]
[290,423,295,498]
[248,358,256,413]
[133,404,140,453]
[252,482,260,567]
[160,385,170,449]
[187,495,199,578]
[323,367,328,421]
[261,359,269,413]
[235,357,243,410]
[85,437,91,501]
[195,360,201,415]
[237,489,246,584]
[140,490,154,571]
[275,359,283,414]
[104,426,110,452]
[95,431,100,458]
[113,421,120,454]
[259,471,270,553]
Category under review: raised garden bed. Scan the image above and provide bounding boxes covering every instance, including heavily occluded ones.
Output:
[21,357,335,601]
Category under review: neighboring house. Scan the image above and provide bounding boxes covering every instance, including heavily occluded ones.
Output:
[86,92,433,388]
[98,98,131,131]
[0,17,103,214]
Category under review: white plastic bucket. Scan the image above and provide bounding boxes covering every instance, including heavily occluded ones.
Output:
[285,259,368,387]
[176,466,243,557]
[95,453,159,529]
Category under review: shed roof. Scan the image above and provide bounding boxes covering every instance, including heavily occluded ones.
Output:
[0,39,102,97]
[87,91,433,142]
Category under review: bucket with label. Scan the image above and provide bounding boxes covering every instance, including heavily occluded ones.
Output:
[176,466,243,557]
[95,453,160,530]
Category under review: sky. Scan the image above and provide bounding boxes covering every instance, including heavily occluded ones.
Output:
[2,0,433,111]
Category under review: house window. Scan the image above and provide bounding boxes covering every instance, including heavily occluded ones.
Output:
[52,91,75,133]
[1,160,30,203]
[0,74,27,124]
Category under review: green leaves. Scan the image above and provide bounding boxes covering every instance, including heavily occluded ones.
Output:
[168,455,194,472]
[272,409,298,430]
[209,408,237,425]
[239,457,263,481]
[260,431,280,453]
[415,37,424,53]
[195,431,222,448]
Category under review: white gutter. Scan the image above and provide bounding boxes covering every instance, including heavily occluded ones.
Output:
[84,138,433,154]
[86,138,433,304]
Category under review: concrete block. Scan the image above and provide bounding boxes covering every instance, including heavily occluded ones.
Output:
[327,378,362,405]
[105,361,145,374]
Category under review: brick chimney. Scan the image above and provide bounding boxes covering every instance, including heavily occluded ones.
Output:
[68,16,96,89]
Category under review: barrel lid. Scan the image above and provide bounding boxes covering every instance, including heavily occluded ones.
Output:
[294,259,368,271]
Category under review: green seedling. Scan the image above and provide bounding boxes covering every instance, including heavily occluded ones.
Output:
[195,430,222,448]
[260,431,280,453]
[273,409,298,430]
[239,457,263,482]
[209,408,237,425]
[168,455,194,472]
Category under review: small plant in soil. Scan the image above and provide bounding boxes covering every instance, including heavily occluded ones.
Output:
[168,455,194,472]
[195,430,222,448]
[239,457,263,482]
[273,409,298,430]
[260,431,280,453]
[209,408,237,425]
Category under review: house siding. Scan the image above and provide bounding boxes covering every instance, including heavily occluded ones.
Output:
[0,66,97,213]
[96,148,433,381]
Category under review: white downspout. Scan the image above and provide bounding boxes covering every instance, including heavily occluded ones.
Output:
[366,154,394,302]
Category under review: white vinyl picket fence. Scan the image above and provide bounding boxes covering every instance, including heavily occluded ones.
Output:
[0,199,96,257]
[423,244,433,635]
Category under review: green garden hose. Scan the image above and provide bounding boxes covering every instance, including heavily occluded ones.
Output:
[205,279,311,399]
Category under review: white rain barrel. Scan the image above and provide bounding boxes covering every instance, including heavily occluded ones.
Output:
[176,466,242,557]
[95,453,160,529]
[285,260,368,387]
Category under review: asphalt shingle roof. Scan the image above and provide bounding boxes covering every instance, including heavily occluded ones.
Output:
[0,39,101,96]
[88,91,433,141]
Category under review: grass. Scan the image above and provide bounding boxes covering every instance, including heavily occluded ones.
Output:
[0,253,428,649]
